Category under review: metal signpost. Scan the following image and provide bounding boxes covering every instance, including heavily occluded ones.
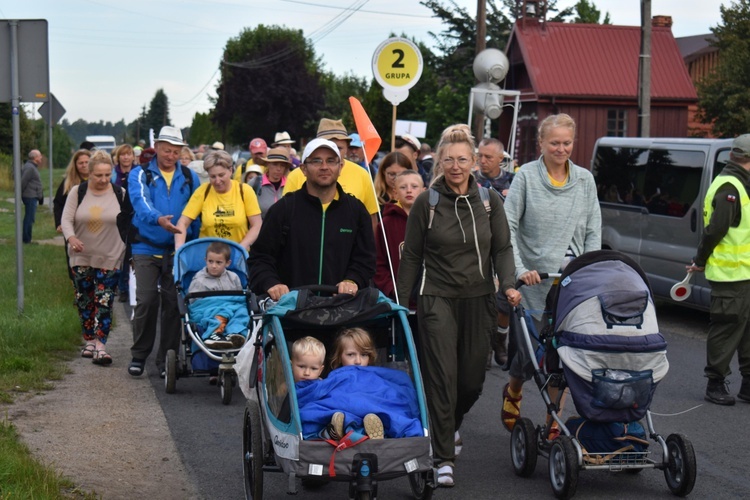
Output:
[39,93,66,201]
[0,19,50,313]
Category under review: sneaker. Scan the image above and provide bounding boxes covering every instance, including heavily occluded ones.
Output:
[228,334,246,348]
[738,377,750,403]
[327,411,345,441]
[205,333,233,349]
[363,413,384,440]
[454,430,463,456]
[705,379,735,405]
[436,463,455,487]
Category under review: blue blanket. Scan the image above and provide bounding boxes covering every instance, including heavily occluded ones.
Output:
[188,295,250,340]
[296,365,423,440]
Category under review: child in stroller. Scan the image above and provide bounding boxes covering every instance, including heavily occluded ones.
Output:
[187,240,248,349]
[294,329,423,443]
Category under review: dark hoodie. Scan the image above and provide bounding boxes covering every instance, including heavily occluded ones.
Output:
[396,175,516,303]
[374,202,408,299]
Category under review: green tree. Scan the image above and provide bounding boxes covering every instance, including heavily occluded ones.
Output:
[146,89,171,132]
[696,0,750,137]
[214,25,325,145]
[572,0,611,24]
[33,120,74,169]
[319,71,370,135]
[0,103,35,157]
[187,111,221,146]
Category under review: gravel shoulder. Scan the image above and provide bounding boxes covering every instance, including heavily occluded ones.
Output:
[4,301,200,499]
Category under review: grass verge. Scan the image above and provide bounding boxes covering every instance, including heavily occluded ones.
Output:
[0,182,96,498]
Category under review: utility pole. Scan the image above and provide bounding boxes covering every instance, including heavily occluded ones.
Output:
[638,0,652,137]
[474,0,487,140]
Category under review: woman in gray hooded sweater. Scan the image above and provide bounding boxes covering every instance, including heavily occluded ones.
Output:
[397,124,521,488]
[501,113,601,435]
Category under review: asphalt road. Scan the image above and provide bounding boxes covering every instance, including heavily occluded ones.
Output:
[144,302,750,499]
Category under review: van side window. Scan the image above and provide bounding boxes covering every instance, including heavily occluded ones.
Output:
[712,149,730,180]
[594,146,705,218]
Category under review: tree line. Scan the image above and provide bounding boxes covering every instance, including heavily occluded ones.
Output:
[1,0,746,167]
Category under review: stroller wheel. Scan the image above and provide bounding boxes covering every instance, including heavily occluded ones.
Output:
[664,433,696,497]
[165,350,177,394]
[548,436,579,499]
[243,401,264,499]
[408,469,434,500]
[221,371,233,405]
[510,417,538,477]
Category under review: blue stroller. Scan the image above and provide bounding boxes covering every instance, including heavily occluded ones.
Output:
[507,250,696,499]
[170,238,259,405]
[242,286,434,500]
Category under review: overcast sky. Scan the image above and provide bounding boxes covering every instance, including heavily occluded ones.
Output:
[2,0,727,128]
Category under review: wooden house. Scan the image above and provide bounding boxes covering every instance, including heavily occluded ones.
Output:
[501,17,697,169]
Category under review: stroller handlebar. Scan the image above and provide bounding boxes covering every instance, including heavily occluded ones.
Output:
[513,272,561,290]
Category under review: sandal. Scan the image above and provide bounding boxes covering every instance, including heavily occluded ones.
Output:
[436,463,455,488]
[128,359,145,376]
[501,383,522,432]
[81,343,96,359]
[92,350,113,366]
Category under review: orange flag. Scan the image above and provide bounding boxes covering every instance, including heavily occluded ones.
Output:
[349,96,382,163]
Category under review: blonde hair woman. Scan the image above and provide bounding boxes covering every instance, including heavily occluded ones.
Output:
[396,124,521,488]
[54,149,91,231]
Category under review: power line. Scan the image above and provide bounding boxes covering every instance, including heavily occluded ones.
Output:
[172,69,220,108]
[223,0,369,70]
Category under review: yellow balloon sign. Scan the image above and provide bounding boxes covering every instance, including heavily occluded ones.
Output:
[372,38,423,92]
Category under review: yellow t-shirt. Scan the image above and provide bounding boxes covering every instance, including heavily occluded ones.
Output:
[548,162,569,187]
[160,168,174,189]
[182,180,261,241]
[283,159,378,214]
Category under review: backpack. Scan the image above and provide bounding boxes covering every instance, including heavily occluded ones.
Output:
[427,185,491,229]
[77,181,133,243]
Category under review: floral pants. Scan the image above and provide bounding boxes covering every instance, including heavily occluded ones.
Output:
[72,266,120,344]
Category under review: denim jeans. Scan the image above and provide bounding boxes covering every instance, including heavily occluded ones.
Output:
[21,197,38,243]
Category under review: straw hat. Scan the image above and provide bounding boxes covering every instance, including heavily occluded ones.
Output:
[257,147,292,168]
[316,118,351,142]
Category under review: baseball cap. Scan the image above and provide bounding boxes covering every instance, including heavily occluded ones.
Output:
[731,134,750,158]
[249,138,267,154]
[396,133,421,152]
[301,138,341,163]
[349,133,363,148]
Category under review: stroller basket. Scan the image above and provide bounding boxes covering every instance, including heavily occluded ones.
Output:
[581,450,653,469]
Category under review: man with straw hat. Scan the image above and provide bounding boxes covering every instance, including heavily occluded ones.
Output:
[284,118,379,227]
[271,131,301,168]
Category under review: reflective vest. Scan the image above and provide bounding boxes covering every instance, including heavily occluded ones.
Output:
[703,175,750,281]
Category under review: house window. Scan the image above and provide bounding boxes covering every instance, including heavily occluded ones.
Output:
[607,109,627,137]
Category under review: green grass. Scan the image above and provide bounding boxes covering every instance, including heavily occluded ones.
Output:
[0,181,96,498]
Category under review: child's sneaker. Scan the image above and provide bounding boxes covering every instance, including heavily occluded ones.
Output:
[327,411,345,441]
[363,413,384,440]
[228,334,246,348]
[205,333,233,349]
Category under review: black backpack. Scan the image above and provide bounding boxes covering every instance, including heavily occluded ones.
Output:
[77,182,133,243]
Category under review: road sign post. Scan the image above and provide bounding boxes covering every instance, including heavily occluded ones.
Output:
[39,93,66,202]
[1,19,50,314]
[372,38,423,150]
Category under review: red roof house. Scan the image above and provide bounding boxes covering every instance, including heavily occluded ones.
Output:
[501,17,697,168]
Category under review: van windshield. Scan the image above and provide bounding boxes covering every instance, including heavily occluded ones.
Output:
[593,146,706,218]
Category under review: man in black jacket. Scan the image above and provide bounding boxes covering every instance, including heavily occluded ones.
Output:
[248,138,375,300]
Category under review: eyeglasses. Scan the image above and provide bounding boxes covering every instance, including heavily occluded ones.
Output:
[441,157,472,168]
[305,157,340,167]
[386,171,400,179]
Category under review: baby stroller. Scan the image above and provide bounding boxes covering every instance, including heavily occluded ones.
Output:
[170,237,259,405]
[507,250,696,499]
[242,286,434,500]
